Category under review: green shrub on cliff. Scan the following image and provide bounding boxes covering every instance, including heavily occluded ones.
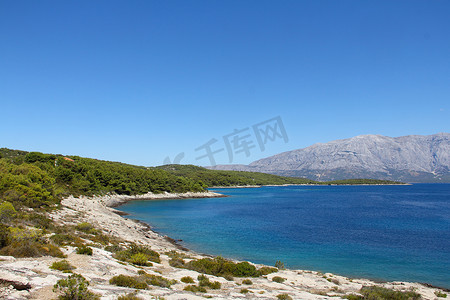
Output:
[259,266,278,275]
[435,291,447,298]
[141,273,177,288]
[277,294,293,300]
[50,260,76,273]
[183,284,207,293]
[114,243,160,265]
[169,257,185,268]
[344,286,422,300]
[242,279,253,285]
[164,250,191,259]
[0,226,65,258]
[0,201,16,223]
[272,276,286,283]
[0,159,57,208]
[50,233,84,247]
[0,240,65,258]
[75,222,97,234]
[130,253,152,266]
[53,273,100,300]
[197,275,221,289]
[275,260,285,269]
[109,275,148,289]
[76,245,93,256]
[181,276,195,283]
[0,149,207,209]
[117,293,144,300]
[184,256,264,278]
[110,272,176,289]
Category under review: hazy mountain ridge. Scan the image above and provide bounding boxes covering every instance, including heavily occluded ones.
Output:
[209,133,450,182]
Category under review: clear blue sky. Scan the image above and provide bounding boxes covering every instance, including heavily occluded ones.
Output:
[1,1,449,167]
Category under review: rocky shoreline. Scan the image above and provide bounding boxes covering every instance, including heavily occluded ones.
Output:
[0,192,447,299]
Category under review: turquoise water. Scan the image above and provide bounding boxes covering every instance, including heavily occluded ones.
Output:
[117,184,450,288]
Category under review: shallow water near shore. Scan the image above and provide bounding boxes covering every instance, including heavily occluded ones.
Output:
[117,184,450,289]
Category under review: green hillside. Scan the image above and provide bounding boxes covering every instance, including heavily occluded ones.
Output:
[157,164,316,186]
[0,148,205,210]
[325,178,405,185]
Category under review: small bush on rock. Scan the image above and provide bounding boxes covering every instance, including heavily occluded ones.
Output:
[109,275,148,289]
[185,256,261,278]
[197,275,221,289]
[117,292,144,300]
[76,245,93,256]
[0,241,65,258]
[130,253,152,266]
[181,276,194,283]
[50,233,83,247]
[169,257,185,268]
[183,285,207,293]
[277,293,292,300]
[141,273,177,288]
[164,250,191,259]
[272,276,286,283]
[50,260,76,272]
[114,243,160,264]
[53,273,100,300]
[275,260,285,269]
[435,291,447,298]
[344,286,422,300]
[75,222,96,234]
[259,266,278,275]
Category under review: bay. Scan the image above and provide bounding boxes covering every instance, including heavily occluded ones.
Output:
[117,184,450,288]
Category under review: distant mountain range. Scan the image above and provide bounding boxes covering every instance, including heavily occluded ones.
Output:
[208,133,450,183]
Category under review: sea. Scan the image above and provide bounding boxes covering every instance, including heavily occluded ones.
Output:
[117,184,450,289]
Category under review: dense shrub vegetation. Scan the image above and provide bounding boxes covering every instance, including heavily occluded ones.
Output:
[180,276,195,283]
[272,276,286,283]
[158,164,403,186]
[275,260,285,269]
[109,272,177,289]
[0,159,57,208]
[164,250,191,259]
[50,260,76,273]
[277,294,293,300]
[183,284,207,293]
[53,273,100,300]
[157,164,316,186]
[435,291,448,298]
[345,286,422,300]
[109,275,148,289]
[113,243,160,265]
[0,240,65,258]
[259,266,278,275]
[142,273,177,288]
[182,256,277,278]
[117,293,144,300]
[197,274,221,289]
[325,179,404,185]
[76,245,93,256]
[0,149,206,205]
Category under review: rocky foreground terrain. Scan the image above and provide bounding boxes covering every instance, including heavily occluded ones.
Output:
[210,133,450,182]
[0,192,448,299]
